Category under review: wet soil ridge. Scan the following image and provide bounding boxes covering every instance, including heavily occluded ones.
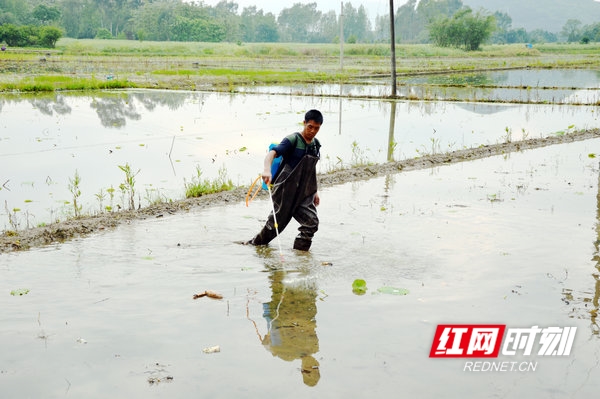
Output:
[1,128,598,253]
[318,128,600,186]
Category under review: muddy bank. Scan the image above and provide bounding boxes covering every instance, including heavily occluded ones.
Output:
[1,128,598,253]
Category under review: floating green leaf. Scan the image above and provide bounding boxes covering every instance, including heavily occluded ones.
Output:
[377,286,409,296]
[11,288,30,296]
[352,279,367,295]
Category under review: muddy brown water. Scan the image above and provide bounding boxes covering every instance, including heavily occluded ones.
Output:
[1,135,599,397]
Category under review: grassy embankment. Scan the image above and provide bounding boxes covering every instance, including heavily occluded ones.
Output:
[0,39,600,93]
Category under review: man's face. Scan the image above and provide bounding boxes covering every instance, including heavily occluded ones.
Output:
[303,120,321,142]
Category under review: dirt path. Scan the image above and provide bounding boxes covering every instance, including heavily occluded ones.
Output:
[1,128,599,253]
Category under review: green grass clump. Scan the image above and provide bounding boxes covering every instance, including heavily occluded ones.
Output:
[185,165,234,198]
[0,75,134,92]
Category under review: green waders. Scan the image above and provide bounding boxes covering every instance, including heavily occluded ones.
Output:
[250,154,319,251]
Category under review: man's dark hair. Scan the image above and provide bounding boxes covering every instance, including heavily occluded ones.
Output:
[304,109,323,124]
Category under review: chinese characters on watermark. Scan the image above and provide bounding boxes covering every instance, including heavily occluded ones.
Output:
[429,324,577,372]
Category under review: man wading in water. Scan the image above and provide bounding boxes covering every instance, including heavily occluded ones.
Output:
[245,109,323,251]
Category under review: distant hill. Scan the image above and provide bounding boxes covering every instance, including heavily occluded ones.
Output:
[462,0,600,32]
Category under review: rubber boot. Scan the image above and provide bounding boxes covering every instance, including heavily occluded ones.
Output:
[249,223,278,246]
[293,236,312,251]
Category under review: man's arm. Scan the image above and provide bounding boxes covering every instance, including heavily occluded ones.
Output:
[262,150,277,185]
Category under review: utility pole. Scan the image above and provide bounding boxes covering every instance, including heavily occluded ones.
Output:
[389,0,397,97]
[340,2,344,71]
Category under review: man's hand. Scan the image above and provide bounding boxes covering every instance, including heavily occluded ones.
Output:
[262,171,272,185]
[314,192,320,206]
[262,149,277,186]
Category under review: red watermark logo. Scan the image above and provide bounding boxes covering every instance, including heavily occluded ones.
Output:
[430,324,506,358]
[430,324,577,358]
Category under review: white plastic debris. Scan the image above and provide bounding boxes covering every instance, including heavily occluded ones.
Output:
[202,345,220,354]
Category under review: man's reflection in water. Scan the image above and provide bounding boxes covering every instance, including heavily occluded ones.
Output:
[261,269,321,386]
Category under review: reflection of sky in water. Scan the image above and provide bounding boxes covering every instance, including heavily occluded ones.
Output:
[398,69,600,88]
[242,84,600,104]
[248,69,600,104]
[0,89,598,227]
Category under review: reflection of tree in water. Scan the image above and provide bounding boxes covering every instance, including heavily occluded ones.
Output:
[90,95,142,128]
[0,90,199,127]
[90,91,200,128]
[260,268,321,387]
[129,91,192,111]
[30,95,72,116]
[563,162,600,336]
[0,93,69,116]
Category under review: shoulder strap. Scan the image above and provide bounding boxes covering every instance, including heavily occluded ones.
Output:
[292,133,320,154]
[286,132,300,148]
[272,133,298,181]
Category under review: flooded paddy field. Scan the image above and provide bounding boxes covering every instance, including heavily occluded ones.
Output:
[239,69,600,104]
[1,73,599,230]
[1,136,599,398]
[2,66,600,398]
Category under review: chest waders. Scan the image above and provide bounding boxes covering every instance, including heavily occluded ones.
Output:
[250,154,319,251]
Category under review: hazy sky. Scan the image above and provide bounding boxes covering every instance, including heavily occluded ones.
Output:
[195,0,409,19]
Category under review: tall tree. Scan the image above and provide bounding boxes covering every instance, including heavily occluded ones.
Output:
[394,0,424,42]
[418,0,462,21]
[490,11,511,43]
[561,19,582,42]
[390,0,463,43]
[130,1,178,41]
[0,0,30,24]
[373,13,390,42]
[278,3,322,42]
[130,1,227,42]
[241,6,278,42]
[528,29,557,44]
[240,6,258,42]
[429,7,495,50]
[341,3,371,43]
[416,0,462,42]
[209,0,241,42]
[92,0,140,38]
[60,0,101,38]
[318,10,338,43]
[581,22,600,43]
[32,4,61,26]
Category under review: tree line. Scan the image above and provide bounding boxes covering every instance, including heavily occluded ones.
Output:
[392,0,599,46]
[0,0,598,49]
